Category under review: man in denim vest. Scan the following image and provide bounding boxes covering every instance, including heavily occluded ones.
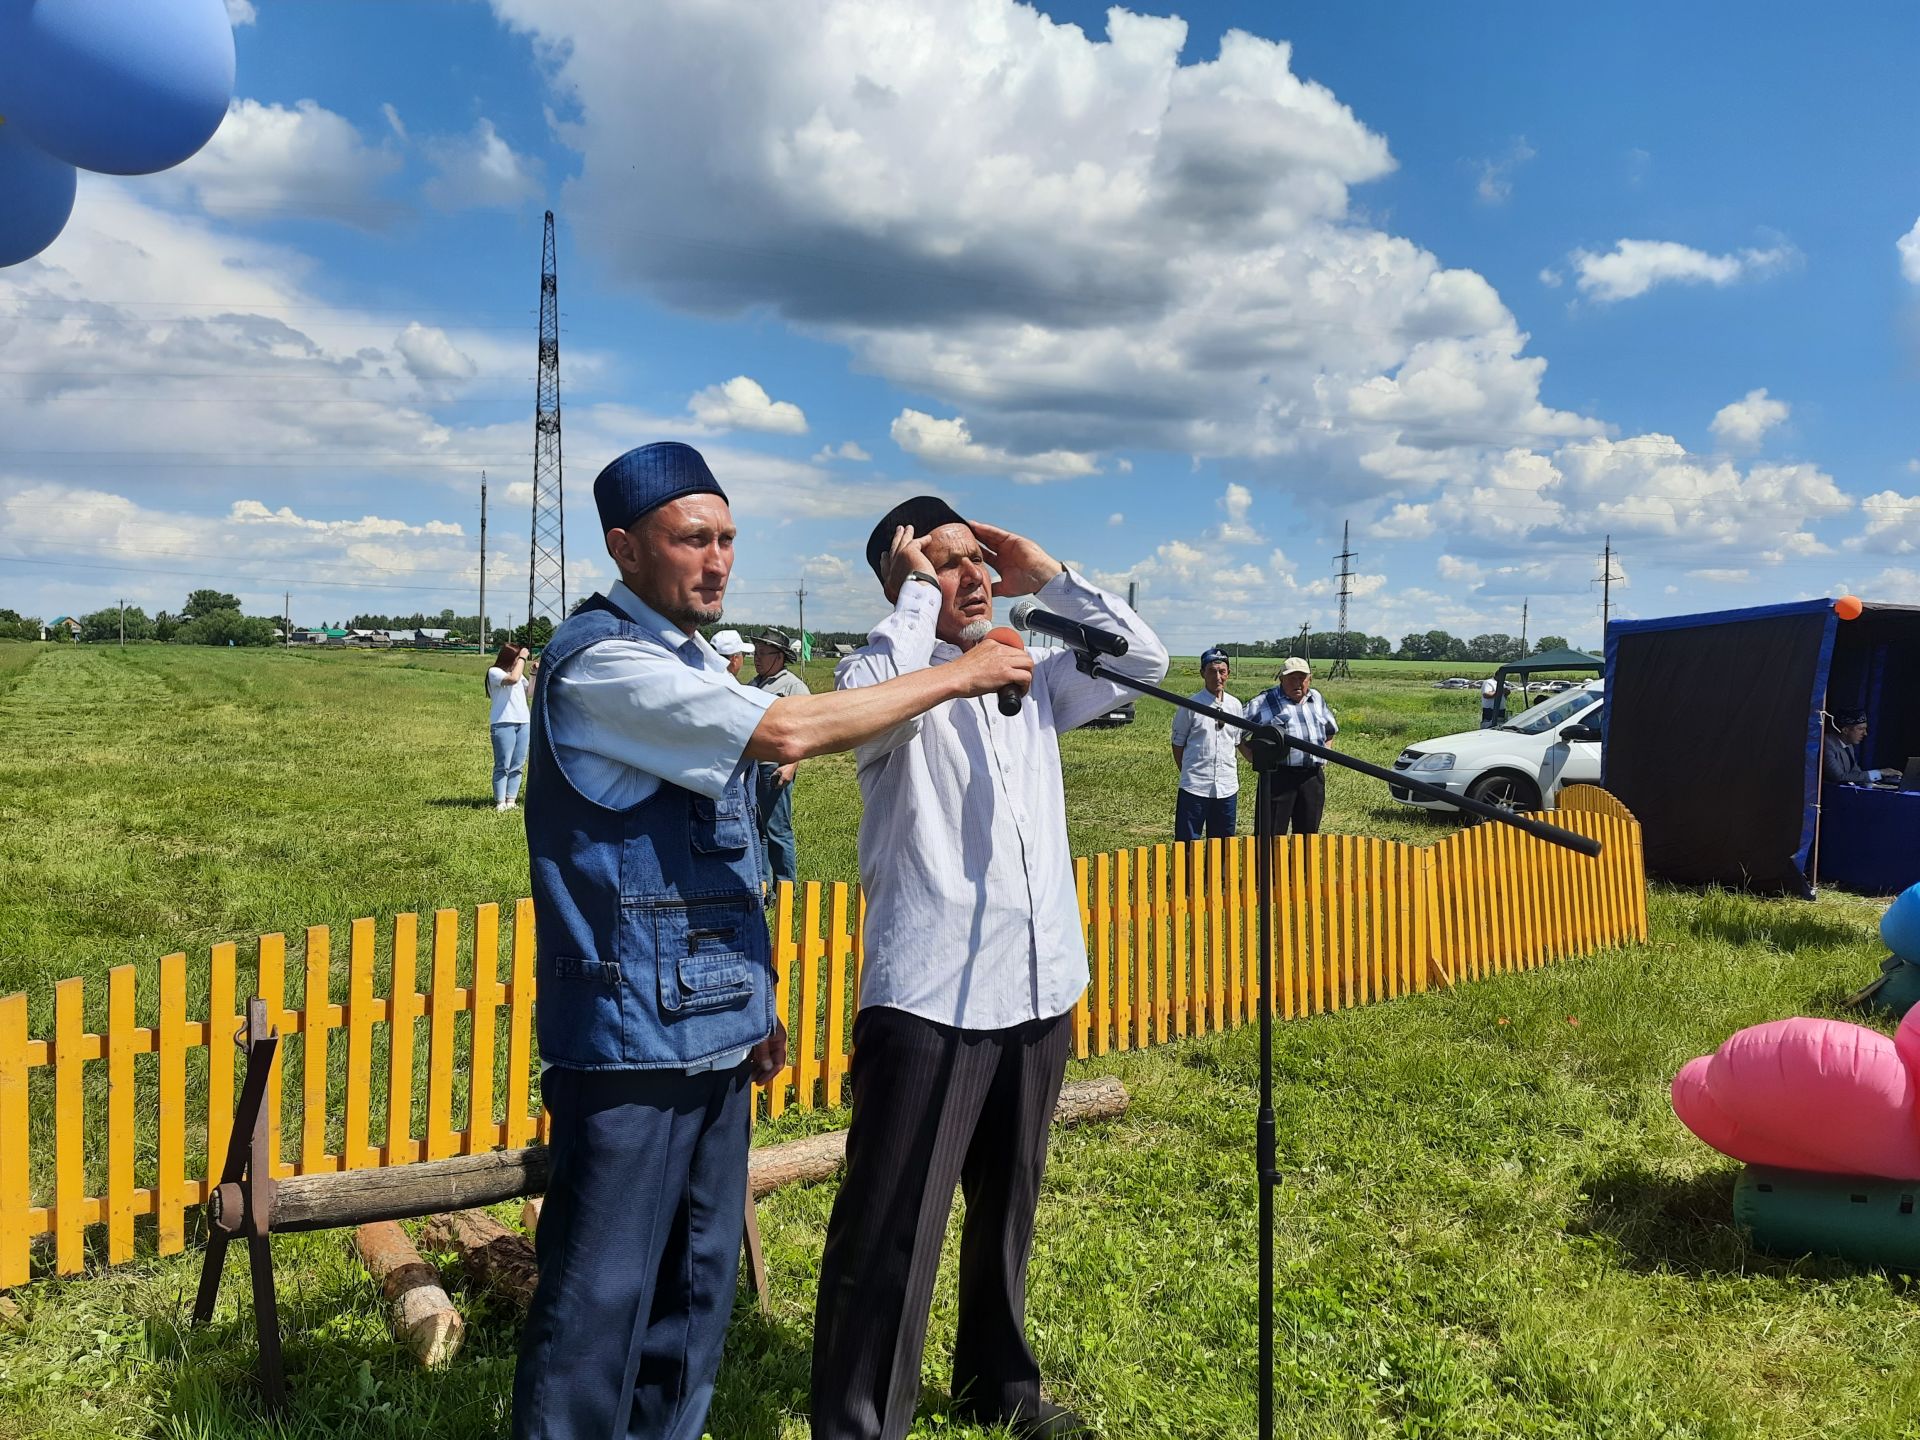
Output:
[512,443,1035,1440]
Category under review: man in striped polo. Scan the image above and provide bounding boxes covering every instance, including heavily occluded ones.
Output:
[1242,656,1338,835]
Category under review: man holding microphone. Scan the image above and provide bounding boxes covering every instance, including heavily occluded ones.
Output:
[512,449,1033,1440]
[811,496,1168,1440]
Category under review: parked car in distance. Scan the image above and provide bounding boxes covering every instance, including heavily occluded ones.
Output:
[1391,680,1605,813]
[1079,700,1136,729]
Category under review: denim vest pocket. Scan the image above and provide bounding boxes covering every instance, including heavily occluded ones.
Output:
[653,897,757,1017]
[539,954,628,1065]
[689,791,754,855]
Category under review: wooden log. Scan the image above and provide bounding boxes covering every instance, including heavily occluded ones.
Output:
[252,1078,1133,1234]
[244,1147,552,1234]
[421,1211,539,1311]
[354,1221,463,1369]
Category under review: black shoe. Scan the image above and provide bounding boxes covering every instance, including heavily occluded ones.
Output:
[1005,1399,1096,1439]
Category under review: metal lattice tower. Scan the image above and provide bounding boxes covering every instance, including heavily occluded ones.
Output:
[527,210,566,631]
[1329,520,1356,678]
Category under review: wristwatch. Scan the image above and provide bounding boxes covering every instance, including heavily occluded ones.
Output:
[904,569,939,589]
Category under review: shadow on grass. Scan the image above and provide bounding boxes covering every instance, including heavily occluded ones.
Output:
[704,1305,815,1440]
[426,796,506,810]
[1675,900,1870,955]
[1569,1162,1760,1278]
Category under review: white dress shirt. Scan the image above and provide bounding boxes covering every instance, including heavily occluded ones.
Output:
[836,569,1169,1030]
[1171,689,1244,798]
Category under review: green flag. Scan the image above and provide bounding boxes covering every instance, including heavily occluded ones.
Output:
[800,630,814,662]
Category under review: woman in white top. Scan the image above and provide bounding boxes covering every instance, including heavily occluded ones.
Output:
[486,642,531,810]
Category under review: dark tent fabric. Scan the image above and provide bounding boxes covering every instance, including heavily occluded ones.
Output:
[1605,601,1833,894]
[1604,599,1920,895]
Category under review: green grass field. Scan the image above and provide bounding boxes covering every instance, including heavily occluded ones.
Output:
[1,641,1913,1439]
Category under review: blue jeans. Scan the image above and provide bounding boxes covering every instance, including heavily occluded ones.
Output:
[1174,789,1237,842]
[755,764,797,887]
[491,722,529,805]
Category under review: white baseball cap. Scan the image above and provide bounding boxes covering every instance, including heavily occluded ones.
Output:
[1280,656,1311,676]
[709,629,747,657]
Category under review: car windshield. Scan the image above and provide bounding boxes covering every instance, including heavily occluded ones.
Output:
[1499,688,1598,735]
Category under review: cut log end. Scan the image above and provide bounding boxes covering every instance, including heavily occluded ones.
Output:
[354,1222,463,1370]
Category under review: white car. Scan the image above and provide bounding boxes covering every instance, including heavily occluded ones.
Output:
[1390,680,1605,812]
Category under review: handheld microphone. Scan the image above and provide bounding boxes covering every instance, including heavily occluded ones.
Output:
[1007,599,1129,657]
[960,621,1030,715]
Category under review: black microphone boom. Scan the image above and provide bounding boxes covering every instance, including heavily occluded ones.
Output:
[1008,599,1129,657]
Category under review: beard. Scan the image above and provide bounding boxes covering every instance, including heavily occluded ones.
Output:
[656,598,724,627]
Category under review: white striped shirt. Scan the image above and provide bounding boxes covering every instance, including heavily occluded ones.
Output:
[1244,686,1338,767]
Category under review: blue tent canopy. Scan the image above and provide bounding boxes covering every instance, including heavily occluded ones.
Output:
[1603,598,1920,895]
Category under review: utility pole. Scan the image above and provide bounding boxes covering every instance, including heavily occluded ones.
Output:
[478,470,488,652]
[1519,597,1529,656]
[1296,621,1311,664]
[1329,520,1356,678]
[282,591,290,648]
[1594,535,1623,641]
[796,579,807,647]
[118,598,125,648]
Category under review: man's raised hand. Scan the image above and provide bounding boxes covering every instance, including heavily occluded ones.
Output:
[970,520,1064,598]
[882,524,934,603]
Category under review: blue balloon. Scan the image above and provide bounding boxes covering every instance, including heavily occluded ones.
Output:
[0,119,78,267]
[2,0,235,176]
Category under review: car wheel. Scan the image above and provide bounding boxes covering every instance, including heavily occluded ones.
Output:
[1465,772,1541,813]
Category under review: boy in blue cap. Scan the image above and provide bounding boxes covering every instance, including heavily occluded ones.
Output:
[512,443,1035,1440]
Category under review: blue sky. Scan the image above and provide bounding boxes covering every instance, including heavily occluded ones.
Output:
[3,0,1916,652]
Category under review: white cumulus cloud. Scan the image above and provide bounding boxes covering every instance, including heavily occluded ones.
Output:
[811,441,871,463]
[422,118,543,212]
[1569,239,1795,304]
[1899,217,1920,285]
[163,98,404,227]
[688,376,809,435]
[1709,388,1788,450]
[485,0,1597,497]
[890,410,1098,483]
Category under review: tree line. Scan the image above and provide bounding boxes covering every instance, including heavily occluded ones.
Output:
[3,594,1576,667]
[1219,631,1573,663]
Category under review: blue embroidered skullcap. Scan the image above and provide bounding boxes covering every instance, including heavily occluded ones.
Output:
[1200,647,1229,668]
[593,442,727,533]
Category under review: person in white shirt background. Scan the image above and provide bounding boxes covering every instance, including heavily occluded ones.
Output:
[485,641,531,811]
[810,494,1167,1440]
[709,627,748,679]
[1170,645,1244,841]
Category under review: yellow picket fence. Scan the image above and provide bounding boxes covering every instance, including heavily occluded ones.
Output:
[0,786,1644,1286]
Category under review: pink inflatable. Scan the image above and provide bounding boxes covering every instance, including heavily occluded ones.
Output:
[1671,1006,1920,1179]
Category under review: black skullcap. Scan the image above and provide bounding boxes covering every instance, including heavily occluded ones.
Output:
[865,495,968,584]
[1834,709,1869,729]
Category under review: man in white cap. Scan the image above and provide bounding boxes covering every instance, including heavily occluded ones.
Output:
[1242,657,1338,835]
[709,628,747,679]
[748,628,810,886]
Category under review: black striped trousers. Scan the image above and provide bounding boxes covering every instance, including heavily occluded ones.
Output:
[810,1004,1073,1440]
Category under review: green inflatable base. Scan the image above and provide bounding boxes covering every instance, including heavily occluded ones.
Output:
[1735,1166,1920,1270]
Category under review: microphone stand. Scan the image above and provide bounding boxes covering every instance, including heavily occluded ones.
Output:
[1064,650,1601,1440]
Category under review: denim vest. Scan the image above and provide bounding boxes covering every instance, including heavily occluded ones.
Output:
[524,594,774,1070]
